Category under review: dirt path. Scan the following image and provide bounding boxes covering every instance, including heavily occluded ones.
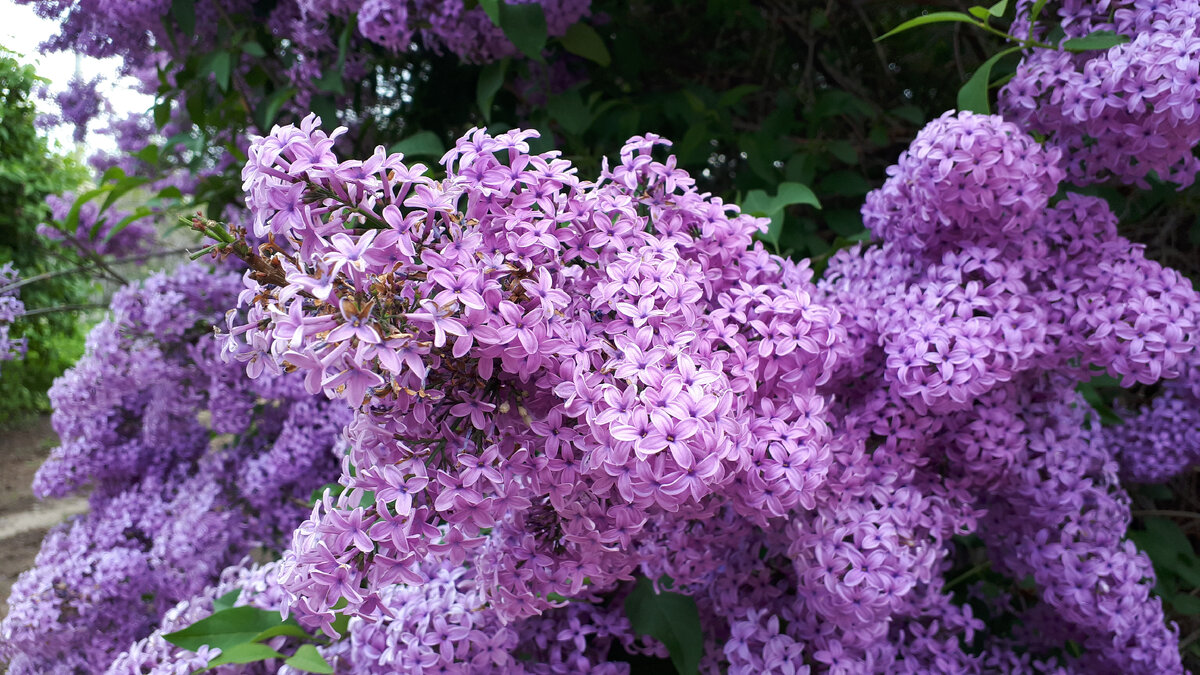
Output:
[0,415,85,622]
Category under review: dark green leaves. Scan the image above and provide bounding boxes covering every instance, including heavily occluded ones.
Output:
[481,0,549,62]
[625,577,704,675]
[164,606,293,652]
[876,12,979,42]
[477,59,509,123]
[1061,30,1130,52]
[287,644,335,674]
[560,22,610,66]
[957,47,1020,115]
[390,131,445,159]
[742,182,821,249]
[170,0,196,36]
[163,604,334,672]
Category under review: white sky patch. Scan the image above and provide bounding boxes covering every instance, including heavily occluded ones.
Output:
[1,0,155,156]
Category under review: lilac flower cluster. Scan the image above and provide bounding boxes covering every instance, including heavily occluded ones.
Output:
[0,264,348,673]
[1097,360,1200,482]
[292,0,590,63]
[226,116,847,635]
[0,263,28,369]
[813,109,1197,671]
[41,74,108,144]
[196,109,1200,672]
[1000,0,1200,186]
[37,193,157,259]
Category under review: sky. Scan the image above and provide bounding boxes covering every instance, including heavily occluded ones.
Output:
[1,0,154,154]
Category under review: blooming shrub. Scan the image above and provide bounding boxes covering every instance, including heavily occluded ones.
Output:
[6,0,1200,673]
[0,264,348,673]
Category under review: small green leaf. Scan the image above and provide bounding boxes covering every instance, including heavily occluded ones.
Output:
[1061,30,1129,52]
[717,84,760,109]
[477,59,508,123]
[258,87,296,130]
[213,590,241,613]
[207,642,285,667]
[154,98,172,129]
[250,624,313,643]
[957,47,1020,114]
[170,0,196,36]
[64,186,110,234]
[241,41,267,58]
[103,207,155,243]
[209,51,232,92]
[1171,594,1200,615]
[478,0,500,25]
[625,577,704,675]
[285,644,334,674]
[548,89,593,136]
[968,6,991,20]
[390,131,445,158]
[1029,0,1050,23]
[775,182,821,210]
[988,0,1010,17]
[164,606,292,653]
[876,12,979,42]
[498,2,548,62]
[559,22,610,66]
[100,176,151,214]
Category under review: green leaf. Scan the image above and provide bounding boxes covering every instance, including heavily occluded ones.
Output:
[258,87,297,130]
[775,182,821,210]
[285,644,334,674]
[103,207,155,243]
[100,176,151,214]
[548,89,593,136]
[1171,594,1200,615]
[390,131,445,158]
[498,2,548,62]
[957,47,1019,115]
[170,0,196,37]
[478,0,500,25]
[1029,0,1050,23]
[876,12,978,42]
[154,98,172,129]
[209,51,232,92]
[63,186,109,235]
[625,577,704,675]
[250,624,313,643]
[1061,30,1130,52]
[164,606,292,653]
[559,22,610,66]
[213,590,241,613]
[207,642,285,667]
[329,612,351,638]
[717,84,760,109]
[241,41,267,58]
[969,0,1008,19]
[477,59,508,123]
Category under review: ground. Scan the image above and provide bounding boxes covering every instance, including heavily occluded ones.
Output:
[0,415,86,622]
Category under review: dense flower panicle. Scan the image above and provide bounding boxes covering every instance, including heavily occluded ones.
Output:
[1001,0,1200,187]
[177,107,1200,672]
[0,263,28,369]
[228,116,850,634]
[862,110,1065,254]
[0,265,348,673]
[40,74,108,143]
[1099,361,1200,482]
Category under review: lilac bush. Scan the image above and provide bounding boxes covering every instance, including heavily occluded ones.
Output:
[0,264,348,673]
[0,263,28,369]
